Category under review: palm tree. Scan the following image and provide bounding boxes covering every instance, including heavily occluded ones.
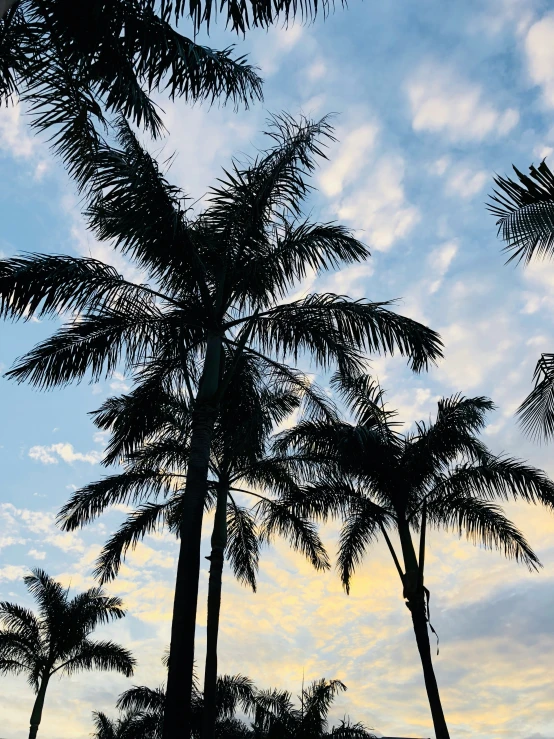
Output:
[488,159,554,440]
[59,352,333,739]
[249,677,376,738]
[0,114,442,738]
[0,569,135,739]
[275,373,554,739]
[94,673,256,739]
[0,0,263,192]
[94,673,375,739]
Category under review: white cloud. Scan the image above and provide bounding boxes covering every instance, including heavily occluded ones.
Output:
[0,565,28,582]
[319,124,378,198]
[28,549,46,560]
[0,103,49,177]
[320,125,419,252]
[28,445,58,464]
[427,241,458,293]
[252,24,304,76]
[28,442,103,465]
[446,167,488,199]
[525,13,554,108]
[406,62,519,141]
[0,536,26,549]
[438,313,516,390]
[109,371,130,393]
[0,104,35,159]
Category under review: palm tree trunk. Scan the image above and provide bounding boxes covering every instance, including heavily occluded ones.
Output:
[162,336,222,739]
[397,519,450,739]
[201,480,229,739]
[0,0,17,20]
[409,595,450,739]
[29,676,49,739]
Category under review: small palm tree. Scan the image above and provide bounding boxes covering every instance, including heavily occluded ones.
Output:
[275,374,554,739]
[94,673,256,739]
[59,352,332,739]
[0,569,135,739]
[0,114,442,739]
[488,159,554,440]
[251,677,375,738]
[94,673,374,739]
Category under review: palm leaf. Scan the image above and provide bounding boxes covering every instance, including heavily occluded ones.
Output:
[517,353,554,441]
[488,159,554,264]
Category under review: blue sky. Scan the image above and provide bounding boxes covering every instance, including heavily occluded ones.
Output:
[2,1,554,737]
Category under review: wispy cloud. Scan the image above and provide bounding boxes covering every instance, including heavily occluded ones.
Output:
[406,61,519,141]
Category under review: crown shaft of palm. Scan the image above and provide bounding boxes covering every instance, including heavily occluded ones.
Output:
[0,570,134,739]
[278,389,554,739]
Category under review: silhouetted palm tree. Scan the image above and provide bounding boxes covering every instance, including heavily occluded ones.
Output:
[60,352,332,739]
[94,673,255,739]
[0,115,442,738]
[0,569,135,739]
[94,674,375,739]
[489,160,554,440]
[275,373,554,739]
[0,0,262,191]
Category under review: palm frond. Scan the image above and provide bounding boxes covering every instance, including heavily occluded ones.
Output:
[67,588,126,634]
[428,456,554,509]
[0,254,161,321]
[302,678,346,734]
[58,469,179,531]
[257,497,330,572]
[426,493,541,571]
[327,719,376,738]
[226,499,259,592]
[488,160,554,264]
[230,221,368,307]
[254,294,443,373]
[23,569,66,626]
[517,353,554,441]
[216,674,256,718]
[58,639,135,677]
[117,684,166,714]
[330,369,399,434]
[165,0,339,36]
[5,307,169,388]
[85,116,200,289]
[0,602,40,645]
[337,499,383,593]
[94,501,171,583]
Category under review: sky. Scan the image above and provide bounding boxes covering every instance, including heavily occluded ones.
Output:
[2,0,554,737]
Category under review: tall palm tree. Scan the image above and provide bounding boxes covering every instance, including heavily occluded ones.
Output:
[275,373,554,739]
[0,0,262,192]
[0,569,135,739]
[59,352,333,739]
[488,159,554,440]
[0,115,442,738]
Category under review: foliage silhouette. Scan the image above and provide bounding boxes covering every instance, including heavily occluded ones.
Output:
[0,0,263,191]
[489,160,554,440]
[0,115,442,738]
[60,353,333,738]
[93,672,376,739]
[275,373,554,739]
[0,569,135,739]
